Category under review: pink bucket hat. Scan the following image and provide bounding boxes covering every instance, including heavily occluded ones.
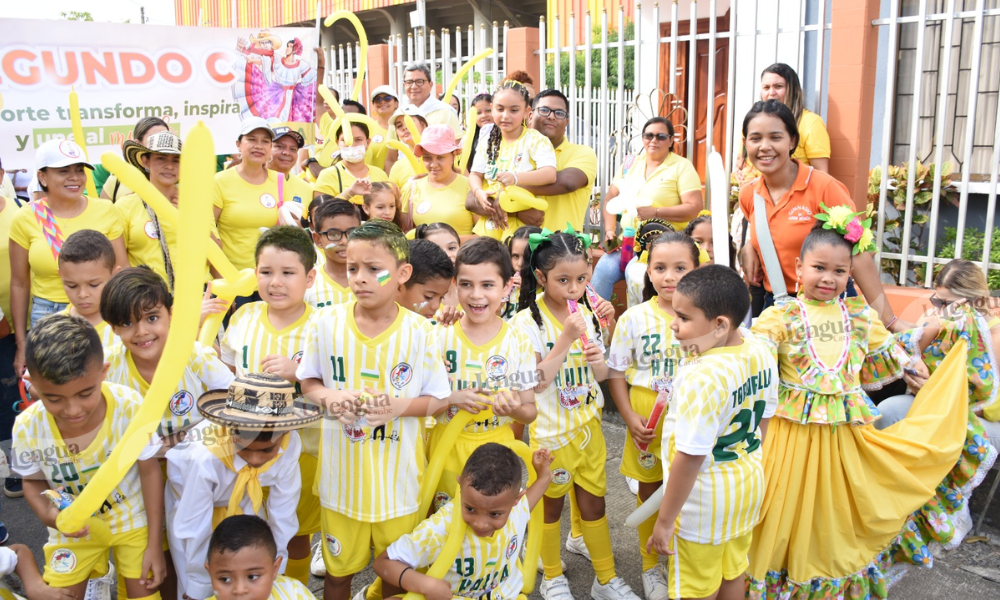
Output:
[414,125,462,157]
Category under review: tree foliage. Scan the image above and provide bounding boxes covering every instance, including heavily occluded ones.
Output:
[544,22,635,90]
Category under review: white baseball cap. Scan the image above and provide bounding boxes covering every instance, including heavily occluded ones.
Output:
[238,116,276,140]
[371,85,399,101]
[34,139,94,171]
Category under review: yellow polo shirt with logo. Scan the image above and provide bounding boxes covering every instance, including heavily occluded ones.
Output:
[541,139,598,232]
[611,152,701,231]
[401,175,475,235]
[212,168,283,271]
[314,164,390,205]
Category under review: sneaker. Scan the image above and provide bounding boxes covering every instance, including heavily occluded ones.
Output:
[310,541,326,577]
[626,477,639,496]
[540,575,575,600]
[592,576,642,600]
[564,535,591,560]
[536,557,567,574]
[641,565,669,600]
[83,562,115,600]
[3,478,22,498]
[351,584,370,600]
[0,523,8,545]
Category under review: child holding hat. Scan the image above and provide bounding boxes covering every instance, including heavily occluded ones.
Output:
[165,373,321,600]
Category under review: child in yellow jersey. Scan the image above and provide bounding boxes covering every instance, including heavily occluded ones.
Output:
[397,239,454,320]
[375,443,554,600]
[413,223,462,321]
[167,374,320,600]
[218,226,318,587]
[469,80,556,239]
[314,123,391,204]
[57,230,122,349]
[206,515,314,600]
[606,232,700,599]
[648,265,778,600]
[296,220,452,600]
[429,238,538,508]
[511,230,635,600]
[307,199,360,308]
[11,314,165,600]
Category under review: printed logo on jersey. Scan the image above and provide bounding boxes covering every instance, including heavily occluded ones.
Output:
[144,221,159,239]
[169,391,194,416]
[505,536,518,559]
[292,351,304,364]
[325,534,342,557]
[557,386,586,410]
[788,205,813,222]
[51,548,77,574]
[390,363,413,389]
[260,193,277,209]
[552,468,571,485]
[486,355,508,379]
[343,424,366,443]
[638,452,657,470]
[433,491,451,511]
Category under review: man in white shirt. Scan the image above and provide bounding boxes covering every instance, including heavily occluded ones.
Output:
[401,62,461,135]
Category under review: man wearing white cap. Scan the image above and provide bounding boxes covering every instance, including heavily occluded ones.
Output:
[400,63,461,135]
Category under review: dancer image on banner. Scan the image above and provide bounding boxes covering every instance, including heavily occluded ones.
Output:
[233,30,317,123]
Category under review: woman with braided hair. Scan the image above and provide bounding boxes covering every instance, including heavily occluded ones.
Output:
[467,79,556,241]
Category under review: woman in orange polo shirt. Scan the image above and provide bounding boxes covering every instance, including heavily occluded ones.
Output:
[738,100,904,329]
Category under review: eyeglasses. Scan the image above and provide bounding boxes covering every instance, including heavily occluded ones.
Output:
[373,95,395,104]
[403,79,428,88]
[317,227,357,242]
[929,295,954,309]
[535,106,568,120]
[643,132,672,141]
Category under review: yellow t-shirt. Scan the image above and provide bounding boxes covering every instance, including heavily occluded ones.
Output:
[212,168,283,271]
[0,197,19,321]
[661,335,778,544]
[542,140,598,232]
[305,268,353,308]
[206,576,313,600]
[389,157,417,192]
[314,163,391,204]
[11,383,158,541]
[612,152,702,231]
[401,175,475,235]
[295,302,451,521]
[101,174,132,202]
[281,173,314,208]
[8,198,124,303]
[473,214,525,242]
[792,109,832,166]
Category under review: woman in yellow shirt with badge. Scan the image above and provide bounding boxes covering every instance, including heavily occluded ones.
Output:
[9,139,128,376]
[400,125,474,235]
[313,121,391,205]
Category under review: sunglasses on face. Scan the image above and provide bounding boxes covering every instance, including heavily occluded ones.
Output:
[643,132,671,141]
[535,106,568,120]
[318,227,357,242]
[373,95,395,104]
[929,295,954,309]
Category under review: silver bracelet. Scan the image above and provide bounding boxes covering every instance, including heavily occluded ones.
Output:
[512,172,519,186]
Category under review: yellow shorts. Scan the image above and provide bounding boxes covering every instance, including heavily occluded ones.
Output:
[427,424,514,511]
[666,531,752,599]
[532,418,606,498]
[43,526,150,587]
[620,386,665,482]
[296,453,321,536]
[320,510,420,577]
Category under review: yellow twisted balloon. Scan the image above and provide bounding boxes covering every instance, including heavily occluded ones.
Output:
[456,107,478,172]
[442,49,494,109]
[68,88,98,198]
[57,123,215,533]
[403,115,423,145]
[386,140,425,176]
[323,11,368,102]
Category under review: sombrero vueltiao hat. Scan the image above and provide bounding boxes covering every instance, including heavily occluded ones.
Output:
[198,373,322,431]
[499,185,548,213]
[123,131,182,173]
[249,30,282,49]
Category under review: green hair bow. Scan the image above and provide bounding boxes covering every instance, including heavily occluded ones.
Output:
[527,223,592,253]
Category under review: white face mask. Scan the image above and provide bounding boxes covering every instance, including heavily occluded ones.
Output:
[340,145,366,163]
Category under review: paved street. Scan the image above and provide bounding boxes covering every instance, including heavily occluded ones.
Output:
[2,414,998,598]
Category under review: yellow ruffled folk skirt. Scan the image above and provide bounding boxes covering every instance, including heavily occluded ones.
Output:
[747,342,985,599]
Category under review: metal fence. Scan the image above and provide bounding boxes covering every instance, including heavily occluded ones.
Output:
[325,42,369,104]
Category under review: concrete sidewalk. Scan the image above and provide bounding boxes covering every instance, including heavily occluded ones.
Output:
[2,415,997,598]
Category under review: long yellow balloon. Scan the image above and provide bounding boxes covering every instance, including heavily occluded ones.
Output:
[386,140,426,176]
[419,407,492,518]
[68,88,98,198]
[456,107,478,172]
[401,488,466,600]
[403,115,422,145]
[198,270,257,347]
[57,123,215,533]
[442,49,494,109]
[323,11,368,102]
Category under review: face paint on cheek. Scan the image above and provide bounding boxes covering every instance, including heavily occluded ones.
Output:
[325,243,342,251]
[376,270,391,286]
[413,301,429,311]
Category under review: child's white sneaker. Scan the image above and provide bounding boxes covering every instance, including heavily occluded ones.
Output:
[536,557,567,574]
[540,575,575,600]
[626,477,639,496]
[352,584,370,600]
[592,576,642,600]
[310,541,326,577]
[83,562,115,600]
[564,535,591,560]
[641,565,670,600]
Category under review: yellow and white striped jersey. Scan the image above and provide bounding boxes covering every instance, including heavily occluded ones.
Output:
[437,321,537,434]
[661,334,778,544]
[206,575,313,600]
[220,301,319,456]
[296,302,451,521]
[387,496,530,600]
[57,309,120,350]
[607,299,683,392]
[11,383,159,541]
[512,296,604,450]
[305,268,353,309]
[105,342,235,439]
